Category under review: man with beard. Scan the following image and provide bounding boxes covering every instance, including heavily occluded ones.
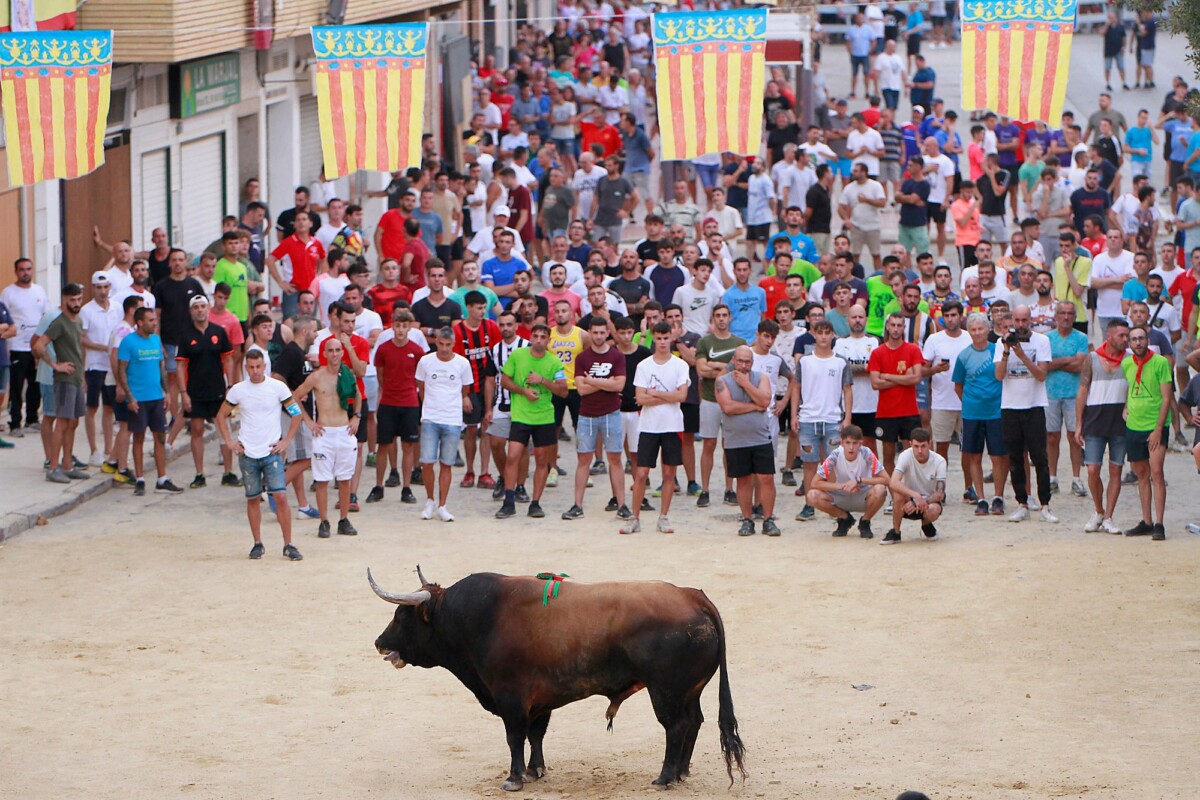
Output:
[37,284,88,482]
[1045,301,1090,499]
[1053,232,1092,334]
[696,305,746,508]
[1074,319,1130,534]
[1029,270,1058,333]
[921,301,970,481]
[1120,325,1173,540]
[869,313,925,477]
[175,294,236,489]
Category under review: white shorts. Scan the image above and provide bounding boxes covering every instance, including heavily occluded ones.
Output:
[363,375,380,413]
[489,412,511,440]
[699,399,723,440]
[930,409,962,444]
[622,411,640,452]
[311,427,359,482]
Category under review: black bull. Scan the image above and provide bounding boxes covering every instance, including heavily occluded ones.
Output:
[370,568,747,791]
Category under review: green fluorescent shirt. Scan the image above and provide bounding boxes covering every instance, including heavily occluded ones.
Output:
[502,347,566,426]
[865,275,895,337]
[1120,353,1173,432]
[213,258,251,321]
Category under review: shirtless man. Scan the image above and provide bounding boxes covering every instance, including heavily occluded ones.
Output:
[291,337,362,538]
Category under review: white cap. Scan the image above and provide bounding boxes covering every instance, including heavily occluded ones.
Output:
[91,271,111,286]
[493,205,511,217]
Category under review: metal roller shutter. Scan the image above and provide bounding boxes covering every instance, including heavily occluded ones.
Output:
[179,134,226,258]
[140,148,170,248]
[300,95,322,186]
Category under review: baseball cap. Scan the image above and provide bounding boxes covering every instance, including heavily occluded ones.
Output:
[835,97,848,106]
[493,205,511,217]
[912,104,925,115]
[90,271,111,286]
[189,294,210,307]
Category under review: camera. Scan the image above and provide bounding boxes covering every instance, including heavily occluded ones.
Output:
[1003,330,1028,347]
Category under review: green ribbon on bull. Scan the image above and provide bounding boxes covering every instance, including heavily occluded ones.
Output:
[536,573,569,607]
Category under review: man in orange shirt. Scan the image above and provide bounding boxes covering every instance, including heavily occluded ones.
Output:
[759,268,791,320]
[580,108,622,159]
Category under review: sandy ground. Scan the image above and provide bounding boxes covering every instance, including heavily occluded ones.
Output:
[2,438,1199,800]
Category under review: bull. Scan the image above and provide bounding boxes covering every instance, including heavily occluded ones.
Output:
[369,567,747,791]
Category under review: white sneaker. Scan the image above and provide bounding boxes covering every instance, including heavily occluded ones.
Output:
[1009,505,1030,523]
[1040,506,1060,524]
[1071,478,1088,497]
[421,499,436,520]
[1100,518,1123,535]
[436,505,455,522]
[1084,512,1104,532]
[89,451,104,467]
[1027,497,1040,511]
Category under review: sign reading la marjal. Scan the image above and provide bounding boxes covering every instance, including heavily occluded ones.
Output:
[170,53,241,119]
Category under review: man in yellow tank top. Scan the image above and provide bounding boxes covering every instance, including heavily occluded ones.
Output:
[548,299,585,485]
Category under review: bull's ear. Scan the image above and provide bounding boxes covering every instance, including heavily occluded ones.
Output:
[419,602,432,623]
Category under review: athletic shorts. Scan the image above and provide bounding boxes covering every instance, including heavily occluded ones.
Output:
[463,392,485,425]
[928,202,946,224]
[509,420,556,449]
[111,395,130,424]
[699,399,722,440]
[916,378,931,410]
[746,223,771,242]
[312,427,358,482]
[450,237,466,262]
[127,398,167,434]
[1125,426,1168,463]
[85,370,108,408]
[577,410,624,454]
[622,410,640,452]
[376,404,420,445]
[53,381,86,420]
[725,443,775,478]
[185,398,223,421]
[876,414,921,443]
[1045,396,1076,433]
[851,412,877,437]
[1083,433,1126,467]
[826,488,870,513]
[930,409,961,443]
[961,417,1006,456]
[363,375,379,413]
[906,33,921,56]
[436,244,453,265]
[832,158,853,179]
[489,412,512,440]
[286,419,313,462]
[682,403,700,434]
[240,452,286,499]
[552,390,580,430]
[636,431,683,468]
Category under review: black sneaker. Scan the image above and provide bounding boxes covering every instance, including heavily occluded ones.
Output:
[385,468,401,488]
[881,529,902,545]
[616,505,633,519]
[222,472,243,487]
[528,501,545,518]
[338,518,358,536]
[858,519,874,539]
[752,504,764,520]
[975,499,990,516]
[590,459,607,475]
[762,517,781,537]
[922,523,939,540]
[696,490,710,508]
[365,486,385,503]
[990,497,1005,516]
[555,464,568,476]
[1151,523,1166,541]
[1122,470,1139,485]
[282,544,303,561]
[737,518,756,537]
[833,514,855,537]
[1125,520,1154,536]
[604,496,619,512]
[723,490,738,506]
[514,485,531,503]
[400,487,417,504]
[491,478,505,500]
[134,480,146,496]
[781,469,796,487]
[454,452,466,468]
[562,504,584,520]
[318,520,331,538]
[156,478,184,494]
[640,497,655,512]
[495,503,516,519]
[190,474,206,489]
[410,467,423,485]
[249,542,265,559]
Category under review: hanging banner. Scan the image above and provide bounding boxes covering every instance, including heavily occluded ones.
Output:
[961,0,1076,124]
[0,30,113,186]
[311,23,428,179]
[1,0,77,33]
[653,9,767,161]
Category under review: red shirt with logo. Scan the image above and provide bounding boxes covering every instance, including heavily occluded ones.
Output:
[373,337,425,407]
[270,234,325,290]
[868,341,924,419]
[453,319,501,393]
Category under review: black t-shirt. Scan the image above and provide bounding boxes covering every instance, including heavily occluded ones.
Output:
[412,296,463,331]
[385,176,411,210]
[620,346,651,412]
[607,276,652,310]
[1071,188,1112,233]
[883,7,906,39]
[674,331,702,406]
[177,322,233,401]
[152,276,206,346]
[723,162,749,209]
[1136,17,1156,50]
[1095,135,1121,168]
[276,207,321,239]
[805,184,833,234]
[763,95,793,130]
[637,238,664,263]
[271,341,314,416]
[767,124,802,163]
[1103,22,1125,57]
[978,170,1010,216]
[602,42,626,72]
[147,250,171,285]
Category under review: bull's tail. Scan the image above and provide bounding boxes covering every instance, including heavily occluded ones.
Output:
[703,593,747,786]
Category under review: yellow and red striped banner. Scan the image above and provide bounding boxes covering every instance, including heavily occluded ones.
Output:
[653,9,767,161]
[311,24,427,179]
[0,0,77,32]
[0,30,112,186]
[961,0,1075,125]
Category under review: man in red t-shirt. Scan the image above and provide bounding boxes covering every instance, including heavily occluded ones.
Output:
[374,192,416,262]
[267,210,325,319]
[314,302,371,510]
[368,258,412,326]
[453,290,502,489]
[868,312,925,474]
[580,108,622,159]
[402,218,430,291]
[367,308,425,504]
[501,168,535,246]
[1079,215,1106,258]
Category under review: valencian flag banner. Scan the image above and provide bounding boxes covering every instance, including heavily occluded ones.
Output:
[1,0,78,32]
[653,9,767,161]
[961,0,1076,124]
[311,24,428,179]
[0,30,113,186]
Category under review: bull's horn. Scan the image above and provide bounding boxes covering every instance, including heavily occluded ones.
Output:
[368,568,431,605]
[416,564,429,586]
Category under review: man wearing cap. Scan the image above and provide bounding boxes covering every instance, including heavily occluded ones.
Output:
[176,293,235,489]
[464,205,526,264]
[79,271,121,467]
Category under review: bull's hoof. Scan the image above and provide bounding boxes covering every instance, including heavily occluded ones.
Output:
[652,776,676,789]
[525,765,545,780]
[501,777,524,792]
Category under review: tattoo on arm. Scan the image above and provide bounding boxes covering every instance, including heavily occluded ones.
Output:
[935,480,945,497]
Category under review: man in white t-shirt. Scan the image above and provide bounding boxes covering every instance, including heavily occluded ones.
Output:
[833,304,880,452]
[216,350,304,561]
[1090,227,1136,330]
[79,272,122,465]
[846,113,885,178]
[2,257,51,432]
[415,327,474,522]
[839,163,887,271]
[874,39,907,109]
[920,301,970,474]
[922,137,957,259]
[883,427,947,544]
[992,304,1057,523]
[791,320,853,521]
[674,260,724,336]
[807,424,889,538]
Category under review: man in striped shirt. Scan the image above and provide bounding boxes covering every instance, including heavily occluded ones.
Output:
[1074,318,1130,534]
[487,310,529,501]
[453,291,502,490]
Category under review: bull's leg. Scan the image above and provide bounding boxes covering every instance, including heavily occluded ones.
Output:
[677,697,705,779]
[499,712,529,792]
[648,690,690,787]
[526,711,552,780]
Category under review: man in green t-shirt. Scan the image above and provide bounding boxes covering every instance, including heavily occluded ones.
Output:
[1120,324,1173,540]
[765,235,821,285]
[695,304,746,507]
[496,323,567,520]
[213,232,251,324]
[36,283,88,482]
[865,271,900,337]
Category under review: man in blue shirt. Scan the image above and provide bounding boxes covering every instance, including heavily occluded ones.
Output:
[952,310,1008,515]
[764,206,820,262]
[1123,109,1156,179]
[619,113,655,216]
[116,307,181,495]
[1162,107,1195,209]
[722,259,768,341]
[845,13,877,99]
[909,55,936,111]
[481,230,532,309]
[896,156,931,255]
[1044,301,1090,497]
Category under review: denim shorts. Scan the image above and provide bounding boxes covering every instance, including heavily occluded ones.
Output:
[164,343,178,373]
[1045,396,1076,432]
[41,381,56,417]
[850,54,871,75]
[240,452,286,499]
[1083,433,1126,467]
[577,410,624,454]
[694,162,720,188]
[420,421,463,466]
[798,420,841,463]
[916,378,931,410]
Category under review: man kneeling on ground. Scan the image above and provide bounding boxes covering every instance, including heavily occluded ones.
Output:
[882,427,947,544]
[806,424,889,539]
